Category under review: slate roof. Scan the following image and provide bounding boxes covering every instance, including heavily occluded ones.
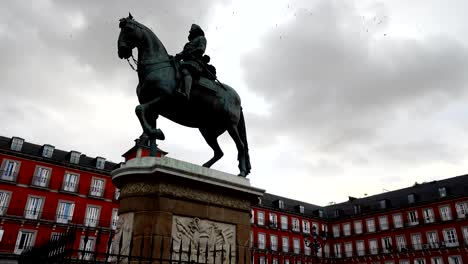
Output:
[0,136,119,173]
[259,192,324,218]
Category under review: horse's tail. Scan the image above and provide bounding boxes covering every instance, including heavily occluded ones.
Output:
[238,108,251,174]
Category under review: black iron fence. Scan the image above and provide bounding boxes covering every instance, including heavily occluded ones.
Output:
[16,225,249,264]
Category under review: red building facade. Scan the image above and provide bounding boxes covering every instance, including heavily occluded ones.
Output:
[0,136,120,258]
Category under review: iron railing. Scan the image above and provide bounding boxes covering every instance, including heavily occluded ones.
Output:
[0,169,18,182]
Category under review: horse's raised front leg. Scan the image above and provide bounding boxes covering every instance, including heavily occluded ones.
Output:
[135,96,165,140]
[200,128,225,168]
[227,126,247,177]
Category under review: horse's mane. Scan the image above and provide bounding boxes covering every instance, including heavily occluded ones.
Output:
[120,16,168,56]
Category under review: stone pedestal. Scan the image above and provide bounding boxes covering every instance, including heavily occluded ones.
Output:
[111,156,264,264]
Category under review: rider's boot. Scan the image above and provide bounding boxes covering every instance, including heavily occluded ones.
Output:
[179,68,192,100]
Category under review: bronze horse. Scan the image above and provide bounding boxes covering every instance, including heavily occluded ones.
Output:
[117,14,251,177]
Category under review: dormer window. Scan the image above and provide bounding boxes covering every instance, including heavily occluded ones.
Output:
[10,137,24,151]
[379,199,388,209]
[69,151,81,164]
[278,200,284,209]
[299,205,305,214]
[318,209,324,218]
[354,204,361,214]
[42,145,54,158]
[96,157,106,170]
[438,187,447,198]
[408,193,415,204]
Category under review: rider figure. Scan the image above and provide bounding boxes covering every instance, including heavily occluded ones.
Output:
[175,24,207,99]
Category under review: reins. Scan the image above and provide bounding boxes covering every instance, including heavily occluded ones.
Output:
[126,55,172,72]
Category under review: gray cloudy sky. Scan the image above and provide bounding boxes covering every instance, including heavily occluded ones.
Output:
[2,0,468,205]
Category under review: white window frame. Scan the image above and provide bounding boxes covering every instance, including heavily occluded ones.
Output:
[333,243,341,258]
[393,213,403,228]
[282,236,289,253]
[369,239,378,255]
[332,224,340,237]
[343,223,351,236]
[0,159,20,181]
[379,216,389,230]
[439,205,452,221]
[42,145,54,158]
[399,260,410,264]
[438,187,447,198]
[293,238,300,254]
[269,213,277,228]
[463,226,468,244]
[448,255,462,264]
[70,151,81,164]
[270,234,278,251]
[63,172,79,192]
[426,230,439,249]
[356,240,365,256]
[11,137,24,151]
[344,242,352,257]
[257,211,264,225]
[443,228,458,247]
[381,236,392,253]
[258,233,266,249]
[89,177,105,197]
[32,166,51,187]
[430,257,443,264]
[14,229,36,254]
[79,236,96,260]
[408,211,419,225]
[114,188,120,200]
[411,233,422,250]
[455,201,468,218]
[415,259,426,264]
[354,220,362,234]
[0,190,12,215]
[366,218,376,233]
[84,205,101,227]
[96,157,106,169]
[24,195,45,220]
[56,200,75,224]
[396,235,407,252]
[281,215,288,230]
[292,218,300,232]
[423,208,435,223]
[111,208,119,230]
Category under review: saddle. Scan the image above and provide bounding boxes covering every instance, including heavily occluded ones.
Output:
[171,55,222,95]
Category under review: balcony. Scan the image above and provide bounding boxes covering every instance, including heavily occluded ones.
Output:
[0,170,18,182]
[62,181,78,193]
[88,186,104,198]
[24,209,42,220]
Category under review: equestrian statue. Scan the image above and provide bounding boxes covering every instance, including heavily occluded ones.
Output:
[117,14,251,177]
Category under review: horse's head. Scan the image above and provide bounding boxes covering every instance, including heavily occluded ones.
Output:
[118,13,142,59]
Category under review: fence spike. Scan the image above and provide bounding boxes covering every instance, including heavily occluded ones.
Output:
[236,245,239,264]
[229,244,232,264]
[169,239,174,264]
[178,238,183,264]
[105,230,113,262]
[213,243,216,264]
[205,242,209,264]
[117,231,124,263]
[221,244,224,264]
[197,242,201,264]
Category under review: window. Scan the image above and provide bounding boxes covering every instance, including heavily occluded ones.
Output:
[411,233,422,250]
[426,231,439,249]
[278,200,284,209]
[431,257,443,264]
[323,243,330,258]
[333,224,340,237]
[269,213,277,227]
[272,258,278,264]
[399,260,409,264]
[10,137,24,151]
[343,223,351,236]
[415,259,426,264]
[379,199,387,209]
[304,240,311,255]
[56,201,74,224]
[379,216,389,230]
[356,240,364,256]
[258,233,265,249]
[32,166,51,187]
[292,218,300,232]
[250,232,253,248]
[455,202,467,218]
[443,228,458,247]
[70,151,81,164]
[250,210,254,224]
[259,257,265,264]
[25,196,44,220]
[111,208,119,230]
[302,220,310,233]
[423,208,435,223]
[463,226,468,244]
[408,193,415,204]
[354,220,362,234]
[408,211,419,225]
[293,238,300,254]
[381,237,392,253]
[298,205,304,214]
[393,214,403,228]
[89,178,105,197]
[396,235,407,252]
[0,191,11,215]
[366,218,376,232]
[1,159,20,181]
[42,145,54,158]
[270,235,278,251]
[284,259,290,264]
[96,157,106,169]
[354,204,361,214]
[440,206,452,221]
[438,187,447,198]
[334,243,341,258]
[79,236,96,260]
[257,211,264,225]
[14,230,35,254]
[114,188,120,200]
[318,209,324,218]
[281,215,288,230]
[369,239,378,255]
[84,206,100,227]
[62,173,79,192]
[282,236,289,252]
[448,256,462,264]
[344,242,352,257]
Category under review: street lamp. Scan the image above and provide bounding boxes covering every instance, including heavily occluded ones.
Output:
[304,226,326,263]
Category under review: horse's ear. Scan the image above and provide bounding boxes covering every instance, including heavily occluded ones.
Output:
[128,12,133,20]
